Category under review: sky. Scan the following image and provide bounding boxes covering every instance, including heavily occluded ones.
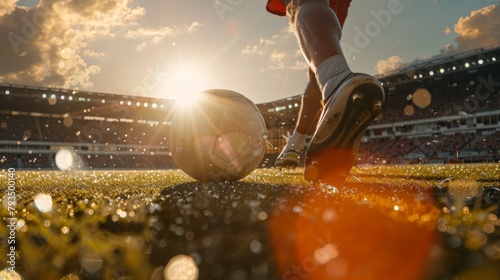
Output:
[0,0,499,103]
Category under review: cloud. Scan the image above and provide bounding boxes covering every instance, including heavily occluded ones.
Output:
[241,45,263,55]
[0,0,147,89]
[289,60,309,70]
[375,55,407,74]
[125,22,202,40]
[125,26,176,49]
[125,22,202,50]
[270,50,286,61]
[269,62,285,70]
[241,29,308,72]
[260,38,276,46]
[450,4,500,52]
[125,26,176,39]
[293,49,303,57]
[187,21,202,33]
[83,49,104,57]
[241,36,277,55]
[375,5,500,74]
[0,0,17,17]
[443,26,452,36]
[0,0,200,89]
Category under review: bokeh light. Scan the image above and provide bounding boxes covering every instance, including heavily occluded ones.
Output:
[48,94,57,105]
[55,149,74,171]
[63,116,74,128]
[0,269,23,280]
[164,254,199,280]
[412,88,432,109]
[61,48,72,59]
[34,193,53,213]
[404,105,415,116]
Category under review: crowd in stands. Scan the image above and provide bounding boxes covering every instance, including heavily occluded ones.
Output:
[0,152,175,170]
[0,113,174,170]
[1,114,170,146]
[357,132,499,164]
[374,79,500,125]
[1,76,499,170]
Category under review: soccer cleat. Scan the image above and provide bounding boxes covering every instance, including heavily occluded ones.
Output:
[274,148,302,169]
[274,131,304,169]
[304,73,385,182]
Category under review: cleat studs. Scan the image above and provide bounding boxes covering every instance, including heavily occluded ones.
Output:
[372,101,382,112]
[352,93,364,104]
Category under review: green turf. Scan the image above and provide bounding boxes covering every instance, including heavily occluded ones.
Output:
[0,164,499,279]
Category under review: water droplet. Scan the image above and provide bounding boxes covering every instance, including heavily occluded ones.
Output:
[249,239,263,254]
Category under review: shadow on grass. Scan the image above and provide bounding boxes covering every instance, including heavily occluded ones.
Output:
[148,180,444,280]
[149,181,294,280]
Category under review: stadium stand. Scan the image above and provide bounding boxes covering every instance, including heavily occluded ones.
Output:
[261,45,500,166]
[0,87,175,170]
[1,45,499,170]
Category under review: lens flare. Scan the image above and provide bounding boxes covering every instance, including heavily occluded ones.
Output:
[55,149,74,171]
[164,254,198,280]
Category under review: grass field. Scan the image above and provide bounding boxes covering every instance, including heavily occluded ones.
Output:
[1,164,499,280]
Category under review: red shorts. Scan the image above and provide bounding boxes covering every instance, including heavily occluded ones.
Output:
[266,0,352,27]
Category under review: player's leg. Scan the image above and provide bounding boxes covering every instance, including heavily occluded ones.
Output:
[275,69,322,168]
[296,69,322,135]
[285,0,385,181]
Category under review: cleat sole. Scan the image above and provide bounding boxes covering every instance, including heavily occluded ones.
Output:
[304,74,385,182]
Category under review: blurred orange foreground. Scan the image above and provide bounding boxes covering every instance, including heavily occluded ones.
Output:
[269,179,440,280]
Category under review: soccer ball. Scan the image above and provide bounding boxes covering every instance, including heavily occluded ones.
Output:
[169,89,268,182]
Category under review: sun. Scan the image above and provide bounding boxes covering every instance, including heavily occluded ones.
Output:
[164,63,209,105]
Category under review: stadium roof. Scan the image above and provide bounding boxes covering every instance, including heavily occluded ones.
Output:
[1,45,499,121]
[0,84,175,121]
[376,45,500,88]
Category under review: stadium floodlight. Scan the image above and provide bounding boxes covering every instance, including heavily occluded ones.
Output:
[127,101,132,106]
[144,103,149,107]
[69,96,73,101]
[101,99,106,104]
[152,103,158,109]
[5,90,10,95]
[492,57,497,62]
[418,74,423,78]
[42,93,47,98]
[464,62,470,68]
[61,95,65,100]
[120,101,124,105]
[429,71,434,76]
[413,75,418,79]
[136,102,141,107]
[439,68,445,74]
[478,59,484,65]
[452,66,457,70]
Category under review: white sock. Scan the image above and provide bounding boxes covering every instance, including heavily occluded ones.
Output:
[315,54,352,100]
[285,131,306,151]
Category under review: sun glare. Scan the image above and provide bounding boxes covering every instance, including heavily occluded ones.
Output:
[165,64,209,106]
